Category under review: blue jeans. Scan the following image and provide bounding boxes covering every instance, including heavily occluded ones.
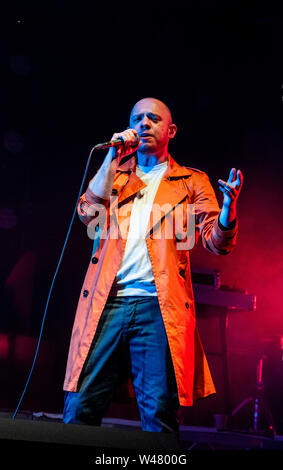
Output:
[63,296,180,433]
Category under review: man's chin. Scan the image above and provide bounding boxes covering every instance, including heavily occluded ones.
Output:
[138,142,157,153]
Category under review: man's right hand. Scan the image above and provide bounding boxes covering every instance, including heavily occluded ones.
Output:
[108,128,141,164]
[88,129,141,200]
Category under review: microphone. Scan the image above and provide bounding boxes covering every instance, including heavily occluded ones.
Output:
[93,134,140,151]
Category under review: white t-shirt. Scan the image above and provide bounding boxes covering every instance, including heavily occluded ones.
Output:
[109,160,168,296]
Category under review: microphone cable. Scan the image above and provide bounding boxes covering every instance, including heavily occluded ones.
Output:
[12,144,98,419]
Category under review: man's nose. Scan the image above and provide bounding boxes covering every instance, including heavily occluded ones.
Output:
[140,117,151,129]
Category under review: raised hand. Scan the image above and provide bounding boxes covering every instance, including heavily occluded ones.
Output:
[218,168,243,208]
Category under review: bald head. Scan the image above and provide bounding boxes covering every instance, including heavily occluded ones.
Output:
[128,97,177,160]
[130,97,173,126]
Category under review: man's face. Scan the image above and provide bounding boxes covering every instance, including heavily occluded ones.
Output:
[129,98,176,155]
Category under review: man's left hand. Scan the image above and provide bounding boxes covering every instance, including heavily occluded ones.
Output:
[218,168,243,207]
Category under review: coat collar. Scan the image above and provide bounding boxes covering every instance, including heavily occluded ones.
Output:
[114,154,193,237]
[115,153,193,205]
[117,153,193,179]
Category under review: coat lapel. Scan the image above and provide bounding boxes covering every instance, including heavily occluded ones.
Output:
[146,155,193,236]
[112,154,194,239]
[114,156,146,204]
[110,157,146,239]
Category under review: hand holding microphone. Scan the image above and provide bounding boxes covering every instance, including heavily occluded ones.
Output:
[94,128,141,165]
[88,129,141,201]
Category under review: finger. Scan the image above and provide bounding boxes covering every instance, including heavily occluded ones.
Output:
[112,132,121,141]
[219,186,236,197]
[236,169,244,189]
[219,185,233,197]
[218,180,237,197]
[227,168,236,183]
[128,129,140,146]
[218,179,235,191]
[122,129,139,147]
[219,185,236,199]
[111,132,128,147]
[128,128,138,139]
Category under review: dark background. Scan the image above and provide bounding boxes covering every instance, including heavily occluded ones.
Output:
[0,1,283,431]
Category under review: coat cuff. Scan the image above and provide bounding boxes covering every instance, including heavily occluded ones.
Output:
[218,216,237,231]
[85,186,110,208]
[212,215,238,242]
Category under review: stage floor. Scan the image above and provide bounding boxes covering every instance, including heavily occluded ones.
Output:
[1,410,283,451]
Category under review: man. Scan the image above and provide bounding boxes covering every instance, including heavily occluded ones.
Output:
[62,97,243,435]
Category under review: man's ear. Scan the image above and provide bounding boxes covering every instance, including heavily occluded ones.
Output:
[168,124,177,139]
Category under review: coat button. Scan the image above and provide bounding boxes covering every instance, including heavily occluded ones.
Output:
[179,269,185,278]
[83,290,89,298]
[111,188,118,195]
[176,233,183,242]
[185,302,189,309]
[92,256,98,264]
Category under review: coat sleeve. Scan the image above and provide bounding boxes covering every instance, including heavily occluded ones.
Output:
[77,185,110,226]
[192,171,238,255]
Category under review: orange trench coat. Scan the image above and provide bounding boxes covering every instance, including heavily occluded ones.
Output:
[63,154,238,406]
